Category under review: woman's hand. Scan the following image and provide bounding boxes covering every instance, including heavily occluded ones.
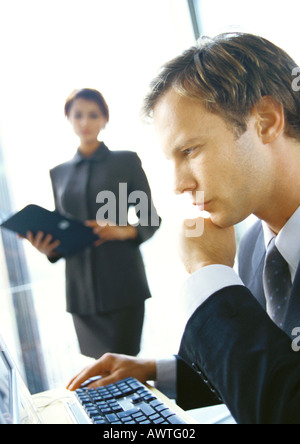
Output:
[66,353,157,391]
[85,220,138,247]
[25,231,61,258]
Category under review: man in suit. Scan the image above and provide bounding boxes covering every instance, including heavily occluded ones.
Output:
[68,33,300,424]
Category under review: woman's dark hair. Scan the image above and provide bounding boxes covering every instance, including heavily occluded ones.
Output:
[64,88,109,121]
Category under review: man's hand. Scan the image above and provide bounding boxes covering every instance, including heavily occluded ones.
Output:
[179,217,236,274]
[66,353,157,391]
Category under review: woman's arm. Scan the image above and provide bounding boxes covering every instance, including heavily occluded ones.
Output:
[85,220,138,247]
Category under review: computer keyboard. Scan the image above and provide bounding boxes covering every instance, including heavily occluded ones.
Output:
[75,377,187,424]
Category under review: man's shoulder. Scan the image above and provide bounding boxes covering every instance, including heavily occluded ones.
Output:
[239,219,263,252]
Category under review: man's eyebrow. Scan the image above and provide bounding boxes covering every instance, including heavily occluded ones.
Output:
[174,137,204,152]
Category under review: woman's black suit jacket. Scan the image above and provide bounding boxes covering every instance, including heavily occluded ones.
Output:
[49,143,161,315]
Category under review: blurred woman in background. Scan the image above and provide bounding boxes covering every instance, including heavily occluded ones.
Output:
[26,88,161,358]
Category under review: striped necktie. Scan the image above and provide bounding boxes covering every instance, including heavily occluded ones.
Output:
[263,237,292,329]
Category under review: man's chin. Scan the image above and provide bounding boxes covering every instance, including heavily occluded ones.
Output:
[209,212,237,229]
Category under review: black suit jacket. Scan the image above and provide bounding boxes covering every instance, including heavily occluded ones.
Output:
[177,220,300,424]
[50,143,161,315]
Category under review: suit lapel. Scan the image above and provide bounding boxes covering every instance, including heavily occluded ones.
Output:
[239,222,266,309]
[247,255,266,309]
[283,261,300,338]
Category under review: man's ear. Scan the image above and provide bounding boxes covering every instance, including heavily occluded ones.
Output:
[252,96,285,143]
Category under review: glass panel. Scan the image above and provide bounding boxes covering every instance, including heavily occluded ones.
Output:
[194,0,300,67]
[0,0,196,391]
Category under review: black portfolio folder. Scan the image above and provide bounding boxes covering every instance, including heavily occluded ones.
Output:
[0,204,98,257]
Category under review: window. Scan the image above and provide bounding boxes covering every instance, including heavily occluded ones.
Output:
[0,0,195,392]
[194,0,300,63]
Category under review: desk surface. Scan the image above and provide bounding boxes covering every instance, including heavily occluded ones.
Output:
[33,385,198,424]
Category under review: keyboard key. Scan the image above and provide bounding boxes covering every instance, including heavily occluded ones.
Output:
[82,402,94,409]
[138,389,150,397]
[161,409,175,419]
[135,415,147,423]
[140,404,156,417]
[143,395,156,403]
[120,387,134,396]
[107,400,119,407]
[123,407,140,417]
[96,401,107,407]
[111,390,123,398]
[149,413,160,421]
[93,418,107,424]
[167,415,188,424]
[94,398,104,404]
[77,395,90,402]
[131,393,142,404]
[105,413,118,422]
[101,408,112,414]
[122,418,136,424]
[117,411,131,419]
[150,399,163,408]
[132,411,144,419]
[111,406,123,413]
[92,416,105,422]
[88,409,101,418]
[155,404,168,413]
[129,382,143,390]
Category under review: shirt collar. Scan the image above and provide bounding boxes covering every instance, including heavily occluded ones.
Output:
[262,205,300,281]
[72,142,109,164]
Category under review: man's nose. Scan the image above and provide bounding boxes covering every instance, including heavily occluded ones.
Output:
[173,165,197,195]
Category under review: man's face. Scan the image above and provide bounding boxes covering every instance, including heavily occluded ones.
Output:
[153,88,271,228]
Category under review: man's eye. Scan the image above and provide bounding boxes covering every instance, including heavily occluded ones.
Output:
[182,145,203,157]
[183,147,195,156]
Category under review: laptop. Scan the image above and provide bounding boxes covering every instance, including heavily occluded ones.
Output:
[0,337,41,424]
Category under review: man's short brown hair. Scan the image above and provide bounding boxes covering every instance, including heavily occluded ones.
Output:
[143,33,300,141]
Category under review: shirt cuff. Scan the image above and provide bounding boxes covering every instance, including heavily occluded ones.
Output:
[182,264,244,323]
[155,357,177,400]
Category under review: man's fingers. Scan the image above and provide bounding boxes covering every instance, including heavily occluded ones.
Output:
[87,373,120,389]
[67,356,113,391]
[67,367,98,391]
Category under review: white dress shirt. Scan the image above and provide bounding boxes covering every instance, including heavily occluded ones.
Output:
[156,206,300,399]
